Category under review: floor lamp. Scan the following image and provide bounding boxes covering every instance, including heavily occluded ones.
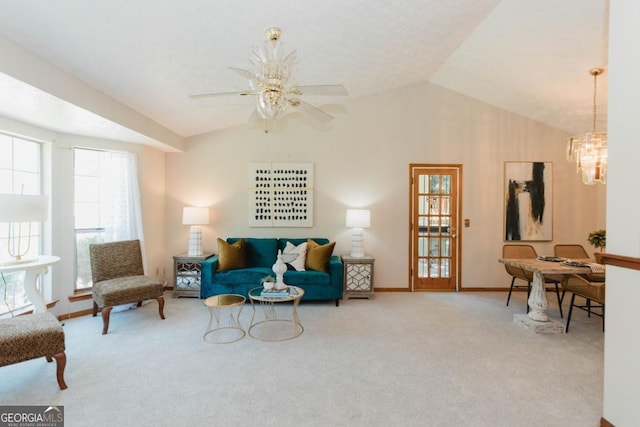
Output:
[182,207,209,257]
[0,194,48,265]
[346,209,371,258]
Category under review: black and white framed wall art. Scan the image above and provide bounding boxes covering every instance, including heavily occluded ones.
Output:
[504,161,552,241]
[249,162,314,227]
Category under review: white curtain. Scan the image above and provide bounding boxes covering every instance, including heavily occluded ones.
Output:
[99,151,145,260]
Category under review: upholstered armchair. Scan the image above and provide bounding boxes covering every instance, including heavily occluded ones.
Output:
[90,239,165,334]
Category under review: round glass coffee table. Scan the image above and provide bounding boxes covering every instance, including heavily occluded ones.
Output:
[248,286,304,342]
[203,294,246,344]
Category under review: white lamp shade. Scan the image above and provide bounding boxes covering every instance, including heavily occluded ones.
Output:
[182,207,209,225]
[345,209,371,228]
[0,194,48,222]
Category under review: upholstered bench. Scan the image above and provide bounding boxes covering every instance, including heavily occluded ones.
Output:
[0,312,67,389]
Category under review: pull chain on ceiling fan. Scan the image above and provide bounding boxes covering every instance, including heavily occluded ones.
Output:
[190,27,348,132]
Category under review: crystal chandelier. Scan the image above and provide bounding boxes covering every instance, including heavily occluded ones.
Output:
[566,68,607,185]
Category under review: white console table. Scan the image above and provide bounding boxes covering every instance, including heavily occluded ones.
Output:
[0,255,60,313]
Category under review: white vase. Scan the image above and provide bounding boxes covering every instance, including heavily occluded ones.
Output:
[272,250,288,290]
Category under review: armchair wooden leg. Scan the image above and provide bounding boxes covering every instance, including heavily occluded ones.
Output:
[92,301,98,317]
[52,351,67,390]
[101,306,112,335]
[157,296,165,320]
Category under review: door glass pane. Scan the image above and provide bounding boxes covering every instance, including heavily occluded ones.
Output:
[418,195,428,214]
[418,237,427,256]
[418,258,427,278]
[442,175,451,194]
[419,175,428,193]
[429,259,439,277]
[442,238,451,256]
[441,196,450,214]
[429,238,439,257]
[441,259,451,278]
[430,175,439,193]
[429,196,439,215]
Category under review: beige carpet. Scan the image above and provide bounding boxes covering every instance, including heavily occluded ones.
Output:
[0,291,603,426]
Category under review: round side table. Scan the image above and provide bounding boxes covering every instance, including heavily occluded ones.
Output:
[248,286,304,342]
[203,294,246,344]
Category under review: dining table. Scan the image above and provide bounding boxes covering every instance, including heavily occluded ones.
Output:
[498,256,605,333]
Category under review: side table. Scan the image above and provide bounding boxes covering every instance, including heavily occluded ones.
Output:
[0,256,60,313]
[341,255,375,299]
[172,252,214,298]
[248,286,305,342]
[203,294,246,344]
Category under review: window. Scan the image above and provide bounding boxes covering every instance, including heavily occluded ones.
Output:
[74,148,144,291]
[0,133,43,316]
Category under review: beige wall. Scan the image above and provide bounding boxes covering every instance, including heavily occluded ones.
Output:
[165,81,605,289]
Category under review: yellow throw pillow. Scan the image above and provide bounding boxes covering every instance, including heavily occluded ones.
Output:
[305,239,336,272]
[217,238,248,271]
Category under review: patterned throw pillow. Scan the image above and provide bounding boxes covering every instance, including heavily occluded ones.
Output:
[217,238,248,271]
[305,239,336,272]
[283,241,307,271]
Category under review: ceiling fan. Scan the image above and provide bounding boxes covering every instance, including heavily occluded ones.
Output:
[189,27,348,132]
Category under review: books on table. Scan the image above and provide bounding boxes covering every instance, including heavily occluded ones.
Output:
[260,287,298,298]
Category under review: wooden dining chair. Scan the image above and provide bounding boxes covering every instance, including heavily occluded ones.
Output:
[503,244,563,317]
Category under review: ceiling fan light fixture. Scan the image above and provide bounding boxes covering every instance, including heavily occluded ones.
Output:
[566,68,607,185]
[189,27,348,131]
[249,27,297,120]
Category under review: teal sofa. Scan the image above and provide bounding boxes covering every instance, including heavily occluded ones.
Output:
[201,238,343,306]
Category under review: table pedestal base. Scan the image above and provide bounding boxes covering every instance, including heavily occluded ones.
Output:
[514,314,565,334]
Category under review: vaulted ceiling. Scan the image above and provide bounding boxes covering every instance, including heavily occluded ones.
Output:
[0,0,609,150]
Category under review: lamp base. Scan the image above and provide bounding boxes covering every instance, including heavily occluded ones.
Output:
[187,225,203,257]
[350,228,365,258]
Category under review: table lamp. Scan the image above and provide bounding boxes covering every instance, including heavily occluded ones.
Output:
[346,209,370,258]
[182,207,209,256]
[0,194,48,264]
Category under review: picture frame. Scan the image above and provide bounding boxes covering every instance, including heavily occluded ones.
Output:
[504,161,552,241]
[249,162,314,227]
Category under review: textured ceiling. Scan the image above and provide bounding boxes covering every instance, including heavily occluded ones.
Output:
[0,0,608,148]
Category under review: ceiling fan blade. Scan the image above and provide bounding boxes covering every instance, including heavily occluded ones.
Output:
[296,84,348,96]
[229,67,257,82]
[188,91,253,99]
[289,98,334,122]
